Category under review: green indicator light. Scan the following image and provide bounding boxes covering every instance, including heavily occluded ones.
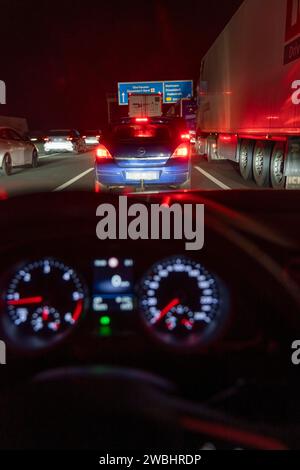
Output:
[100,316,111,326]
[99,326,112,337]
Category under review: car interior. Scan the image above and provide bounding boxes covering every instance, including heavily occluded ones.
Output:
[0,189,299,450]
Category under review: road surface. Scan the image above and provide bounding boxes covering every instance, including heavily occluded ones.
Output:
[0,149,262,198]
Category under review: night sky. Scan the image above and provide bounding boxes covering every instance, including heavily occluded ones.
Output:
[0,0,243,130]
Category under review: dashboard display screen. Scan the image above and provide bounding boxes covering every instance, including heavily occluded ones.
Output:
[93,258,134,313]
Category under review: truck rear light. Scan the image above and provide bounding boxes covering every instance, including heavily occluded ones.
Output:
[96,145,112,160]
[171,143,190,158]
[135,118,149,123]
[219,134,237,143]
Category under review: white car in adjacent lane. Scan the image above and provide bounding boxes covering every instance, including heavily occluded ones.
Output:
[0,127,38,176]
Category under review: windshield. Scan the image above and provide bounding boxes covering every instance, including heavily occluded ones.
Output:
[83,131,100,136]
[1,0,299,196]
[47,130,73,136]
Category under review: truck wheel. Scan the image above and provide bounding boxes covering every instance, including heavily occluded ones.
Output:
[253,141,273,187]
[195,137,207,156]
[2,154,12,176]
[207,139,217,162]
[270,142,286,189]
[239,139,254,180]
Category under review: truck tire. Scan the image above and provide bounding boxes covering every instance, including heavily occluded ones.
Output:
[270,142,286,189]
[195,137,207,156]
[252,140,273,187]
[207,138,217,162]
[239,139,254,180]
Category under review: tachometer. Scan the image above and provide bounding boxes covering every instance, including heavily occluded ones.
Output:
[138,256,229,348]
[2,258,87,350]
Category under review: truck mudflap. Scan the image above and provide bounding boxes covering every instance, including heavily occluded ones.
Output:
[285,138,300,189]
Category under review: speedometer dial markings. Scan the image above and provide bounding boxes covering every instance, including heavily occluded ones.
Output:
[139,256,229,348]
[4,258,86,343]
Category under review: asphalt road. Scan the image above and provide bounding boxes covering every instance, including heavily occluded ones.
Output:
[0,148,261,198]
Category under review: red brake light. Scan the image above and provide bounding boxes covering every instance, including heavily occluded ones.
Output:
[44,137,49,142]
[172,143,190,158]
[67,136,73,141]
[219,133,237,144]
[82,135,87,139]
[181,133,190,141]
[96,145,112,160]
[135,118,148,123]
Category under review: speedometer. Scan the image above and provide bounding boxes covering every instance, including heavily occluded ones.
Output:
[138,256,229,348]
[1,258,87,351]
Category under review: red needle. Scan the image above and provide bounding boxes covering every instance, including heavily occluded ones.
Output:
[181,319,193,328]
[154,298,180,324]
[7,296,43,306]
[72,300,83,322]
[42,306,49,321]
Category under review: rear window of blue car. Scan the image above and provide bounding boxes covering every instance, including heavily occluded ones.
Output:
[111,124,172,142]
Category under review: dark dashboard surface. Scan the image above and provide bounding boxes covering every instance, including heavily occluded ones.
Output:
[0,190,298,367]
[0,190,299,450]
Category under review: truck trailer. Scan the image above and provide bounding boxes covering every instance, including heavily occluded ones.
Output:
[128,93,162,118]
[196,0,300,189]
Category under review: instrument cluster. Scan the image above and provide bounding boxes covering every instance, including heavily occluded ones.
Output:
[0,255,231,353]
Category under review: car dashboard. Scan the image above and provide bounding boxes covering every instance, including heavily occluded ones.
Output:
[0,190,300,451]
[0,190,298,397]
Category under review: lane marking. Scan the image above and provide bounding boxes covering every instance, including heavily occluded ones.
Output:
[38,153,63,159]
[53,167,94,192]
[194,166,231,190]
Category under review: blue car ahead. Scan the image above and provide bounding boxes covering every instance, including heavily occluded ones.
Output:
[94,117,191,190]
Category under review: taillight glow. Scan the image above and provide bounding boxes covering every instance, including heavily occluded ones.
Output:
[96,145,112,160]
[67,136,73,141]
[44,137,49,142]
[181,133,190,141]
[172,143,190,158]
[219,133,237,144]
[135,117,148,123]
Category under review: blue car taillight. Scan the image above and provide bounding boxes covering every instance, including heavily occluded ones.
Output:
[171,143,190,159]
[95,144,113,162]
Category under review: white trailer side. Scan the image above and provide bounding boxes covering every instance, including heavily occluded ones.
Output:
[196,0,300,189]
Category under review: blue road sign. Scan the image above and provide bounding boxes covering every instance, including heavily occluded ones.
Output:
[118,82,164,105]
[163,80,193,104]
